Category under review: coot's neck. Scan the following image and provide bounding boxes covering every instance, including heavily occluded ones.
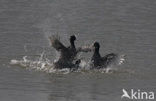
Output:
[70,40,75,49]
[94,47,101,57]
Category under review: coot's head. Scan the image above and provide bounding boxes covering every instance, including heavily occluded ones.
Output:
[93,42,100,50]
[70,35,76,42]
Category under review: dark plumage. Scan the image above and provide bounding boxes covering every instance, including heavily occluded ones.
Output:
[91,42,117,69]
[68,35,77,61]
[49,35,91,69]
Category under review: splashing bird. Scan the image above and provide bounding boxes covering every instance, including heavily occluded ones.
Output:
[91,42,117,69]
[49,35,91,69]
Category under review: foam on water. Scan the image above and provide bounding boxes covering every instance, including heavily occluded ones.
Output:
[10,51,126,74]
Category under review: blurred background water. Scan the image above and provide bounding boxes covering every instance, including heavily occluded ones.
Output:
[0,0,156,101]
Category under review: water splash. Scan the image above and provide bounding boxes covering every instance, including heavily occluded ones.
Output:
[10,52,126,74]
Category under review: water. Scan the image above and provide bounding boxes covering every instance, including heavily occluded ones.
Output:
[0,0,156,101]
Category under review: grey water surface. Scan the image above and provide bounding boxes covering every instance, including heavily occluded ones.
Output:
[0,0,156,101]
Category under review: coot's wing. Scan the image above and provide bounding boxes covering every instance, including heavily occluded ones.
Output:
[49,35,67,51]
[102,53,117,65]
[77,45,92,52]
[102,53,117,60]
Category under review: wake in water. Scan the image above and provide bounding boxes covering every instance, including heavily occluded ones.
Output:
[10,51,126,74]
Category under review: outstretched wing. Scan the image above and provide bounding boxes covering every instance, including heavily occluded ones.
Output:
[102,53,117,61]
[49,35,67,51]
[101,53,117,66]
[77,45,92,53]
